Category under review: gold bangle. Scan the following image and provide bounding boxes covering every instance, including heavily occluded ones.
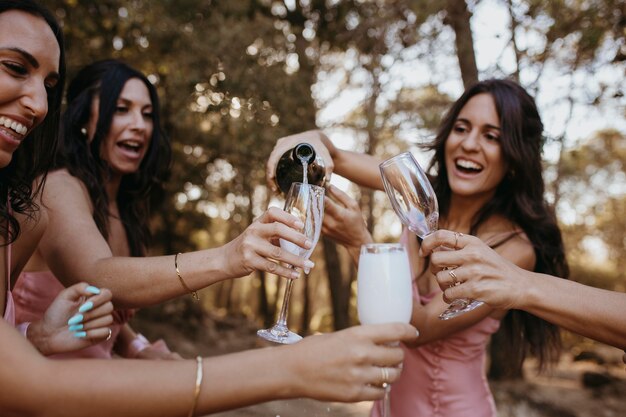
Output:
[188,356,203,417]
[175,253,199,301]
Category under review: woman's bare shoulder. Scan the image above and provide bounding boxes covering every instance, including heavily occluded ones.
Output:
[44,169,90,199]
[478,215,535,270]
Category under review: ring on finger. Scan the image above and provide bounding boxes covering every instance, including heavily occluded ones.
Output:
[105,328,112,341]
[453,232,463,250]
[380,367,389,388]
[448,269,459,285]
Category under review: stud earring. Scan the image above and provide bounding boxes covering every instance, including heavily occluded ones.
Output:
[80,127,87,136]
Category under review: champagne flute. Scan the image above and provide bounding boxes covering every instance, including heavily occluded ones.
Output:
[257,182,325,344]
[357,243,412,417]
[379,152,484,320]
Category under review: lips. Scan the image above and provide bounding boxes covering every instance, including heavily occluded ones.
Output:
[0,116,28,139]
[115,139,143,158]
[454,157,483,174]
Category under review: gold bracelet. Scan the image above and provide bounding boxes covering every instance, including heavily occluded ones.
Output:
[188,356,203,417]
[175,253,199,301]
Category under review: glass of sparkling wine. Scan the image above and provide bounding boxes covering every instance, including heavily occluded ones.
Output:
[379,151,484,320]
[357,243,413,417]
[257,182,324,344]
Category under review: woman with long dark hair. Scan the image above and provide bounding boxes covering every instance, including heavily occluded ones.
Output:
[1,1,418,414]
[13,59,179,359]
[266,79,569,417]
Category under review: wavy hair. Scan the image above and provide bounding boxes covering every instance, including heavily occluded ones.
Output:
[425,79,569,372]
[0,0,66,246]
[54,59,171,256]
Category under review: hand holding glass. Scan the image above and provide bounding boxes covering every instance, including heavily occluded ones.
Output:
[358,243,412,417]
[379,152,484,320]
[257,182,324,344]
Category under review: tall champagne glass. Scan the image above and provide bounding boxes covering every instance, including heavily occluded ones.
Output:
[257,182,324,344]
[358,243,412,417]
[379,152,484,320]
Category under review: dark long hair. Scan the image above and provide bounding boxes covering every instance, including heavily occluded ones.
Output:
[425,79,569,372]
[54,59,171,256]
[0,0,66,245]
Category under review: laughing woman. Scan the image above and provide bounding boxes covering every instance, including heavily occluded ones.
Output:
[13,59,181,359]
[266,79,569,417]
[0,1,419,415]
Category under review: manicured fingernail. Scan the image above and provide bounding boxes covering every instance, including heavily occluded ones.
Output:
[79,301,94,313]
[416,329,420,338]
[85,285,101,294]
[69,324,84,332]
[304,239,313,248]
[294,220,305,229]
[291,270,300,279]
[304,260,315,269]
[67,314,83,325]
[73,331,87,339]
[304,268,311,275]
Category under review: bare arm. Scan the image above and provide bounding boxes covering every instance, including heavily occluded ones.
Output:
[266,130,385,191]
[0,320,418,417]
[423,230,626,350]
[35,170,314,308]
[401,228,535,347]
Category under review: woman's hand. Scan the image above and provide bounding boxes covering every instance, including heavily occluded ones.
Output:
[421,230,526,310]
[222,207,314,280]
[26,283,114,355]
[287,323,418,402]
[322,185,373,263]
[266,130,336,193]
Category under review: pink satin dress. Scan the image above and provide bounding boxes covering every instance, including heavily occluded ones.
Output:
[13,270,131,358]
[3,239,15,325]
[371,287,500,417]
[371,230,501,417]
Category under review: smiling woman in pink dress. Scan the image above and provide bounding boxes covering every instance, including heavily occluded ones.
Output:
[0,1,419,415]
[266,79,570,417]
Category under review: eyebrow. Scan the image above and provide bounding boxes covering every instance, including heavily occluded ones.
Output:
[0,46,60,83]
[456,117,501,131]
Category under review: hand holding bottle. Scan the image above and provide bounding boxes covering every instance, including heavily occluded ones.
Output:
[266,130,336,193]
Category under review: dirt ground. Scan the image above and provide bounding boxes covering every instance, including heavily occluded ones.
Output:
[131,311,626,417]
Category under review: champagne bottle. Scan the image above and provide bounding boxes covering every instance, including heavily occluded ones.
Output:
[275,142,326,194]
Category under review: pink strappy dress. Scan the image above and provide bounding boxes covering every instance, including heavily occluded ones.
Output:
[3,238,16,325]
[13,270,132,358]
[370,230,500,417]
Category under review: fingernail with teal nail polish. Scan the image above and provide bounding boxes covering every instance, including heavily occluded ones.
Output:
[73,331,87,339]
[69,324,83,332]
[85,285,100,295]
[67,314,83,326]
[79,301,94,313]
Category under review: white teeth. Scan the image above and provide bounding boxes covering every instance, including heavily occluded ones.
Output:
[0,116,28,136]
[456,159,482,170]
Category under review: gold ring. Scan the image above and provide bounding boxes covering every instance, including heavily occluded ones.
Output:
[449,269,458,285]
[381,367,389,386]
[105,328,112,341]
[453,232,463,249]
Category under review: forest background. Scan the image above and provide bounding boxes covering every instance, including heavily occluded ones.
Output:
[45,0,624,387]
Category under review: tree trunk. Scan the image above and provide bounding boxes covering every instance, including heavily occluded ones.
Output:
[445,0,479,89]
[323,237,351,330]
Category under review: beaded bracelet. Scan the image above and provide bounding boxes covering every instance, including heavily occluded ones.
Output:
[175,253,199,301]
[188,356,203,417]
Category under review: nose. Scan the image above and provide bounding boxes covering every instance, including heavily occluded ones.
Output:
[20,78,49,121]
[461,128,480,151]
[130,109,147,132]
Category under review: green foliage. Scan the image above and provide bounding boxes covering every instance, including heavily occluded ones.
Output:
[42,0,625,333]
